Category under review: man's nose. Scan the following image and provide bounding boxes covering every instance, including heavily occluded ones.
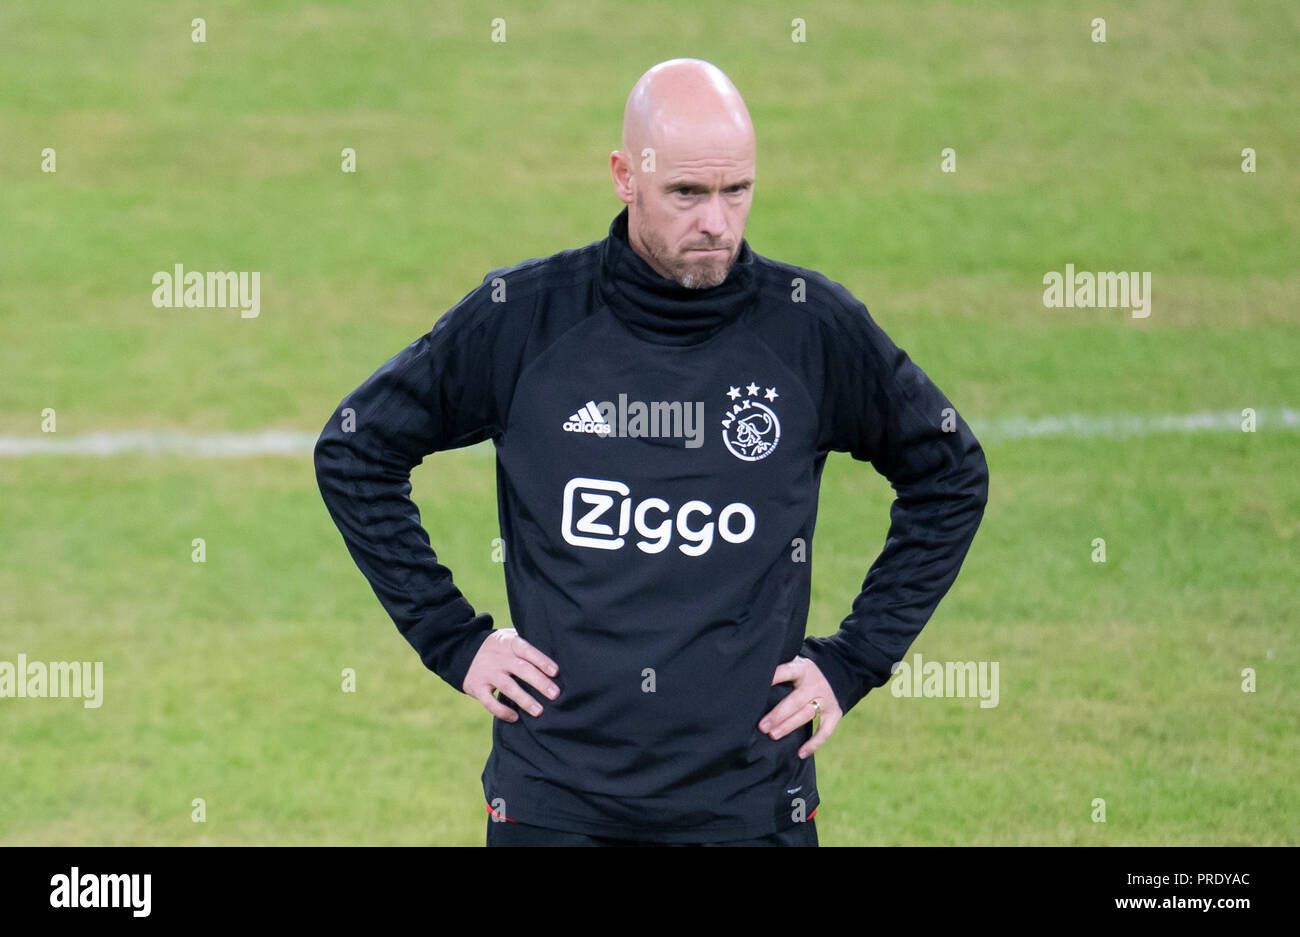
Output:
[698,194,727,239]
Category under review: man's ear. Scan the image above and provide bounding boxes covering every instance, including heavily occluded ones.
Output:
[609,150,635,205]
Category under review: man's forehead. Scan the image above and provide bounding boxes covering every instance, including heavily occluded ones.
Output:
[659,153,754,182]
[655,131,755,172]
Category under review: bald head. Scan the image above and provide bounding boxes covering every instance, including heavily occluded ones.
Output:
[611,59,757,289]
[621,58,754,164]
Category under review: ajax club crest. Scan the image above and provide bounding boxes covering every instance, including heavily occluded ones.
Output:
[721,382,781,462]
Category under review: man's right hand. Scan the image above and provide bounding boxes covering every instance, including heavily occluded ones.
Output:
[462,628,560,721]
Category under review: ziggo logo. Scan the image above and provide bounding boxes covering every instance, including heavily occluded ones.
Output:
[561,477,755,556]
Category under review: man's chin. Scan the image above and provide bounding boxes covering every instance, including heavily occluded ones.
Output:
[676,253,732,289]
[678,270,727,290]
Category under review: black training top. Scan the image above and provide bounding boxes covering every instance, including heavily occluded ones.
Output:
[314,207,989,842]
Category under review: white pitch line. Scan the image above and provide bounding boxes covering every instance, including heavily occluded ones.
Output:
[975,408,1299,441]
[0,430,320,457]
[0,409,1295,457]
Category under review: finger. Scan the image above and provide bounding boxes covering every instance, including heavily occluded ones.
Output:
[507,658,561,701]
[493,674,544,717]
[510,635,559,678]
[798,711,840,759]
[472,685,518,722]
[758,689,814,734]
[765,701,818,740]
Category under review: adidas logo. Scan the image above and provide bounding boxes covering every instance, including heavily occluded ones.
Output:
[562,400,612,436]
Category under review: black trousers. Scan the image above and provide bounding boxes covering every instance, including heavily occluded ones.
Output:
[487,816,818,847]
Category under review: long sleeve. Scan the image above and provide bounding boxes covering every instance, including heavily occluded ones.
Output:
[313,280,514,693]
[800,293,989,715]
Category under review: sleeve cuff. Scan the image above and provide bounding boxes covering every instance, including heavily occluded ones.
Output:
[416,611,496,694]
[800,632,897,715]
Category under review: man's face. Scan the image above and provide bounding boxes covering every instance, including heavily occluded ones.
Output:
[625,137,755,289]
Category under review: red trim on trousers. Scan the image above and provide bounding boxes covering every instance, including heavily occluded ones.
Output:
[485,800,519,823]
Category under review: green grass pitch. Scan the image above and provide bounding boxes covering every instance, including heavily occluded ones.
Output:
[0,0,1296,844]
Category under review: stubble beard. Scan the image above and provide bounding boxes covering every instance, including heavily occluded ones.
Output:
[634,195,736,290]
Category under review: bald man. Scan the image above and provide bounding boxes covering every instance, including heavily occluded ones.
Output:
[315,59,988,847]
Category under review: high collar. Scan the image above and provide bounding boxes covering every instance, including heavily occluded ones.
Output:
[598,206,757,345]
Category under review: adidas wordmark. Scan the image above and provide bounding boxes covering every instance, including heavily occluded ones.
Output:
[563,401,613,436]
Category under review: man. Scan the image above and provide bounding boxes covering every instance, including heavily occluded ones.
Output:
[314,58,989,847]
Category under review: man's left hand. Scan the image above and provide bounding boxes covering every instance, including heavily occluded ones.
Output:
[759,655,843,759]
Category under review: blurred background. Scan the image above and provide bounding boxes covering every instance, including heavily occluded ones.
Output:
[1,0,1296,845]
